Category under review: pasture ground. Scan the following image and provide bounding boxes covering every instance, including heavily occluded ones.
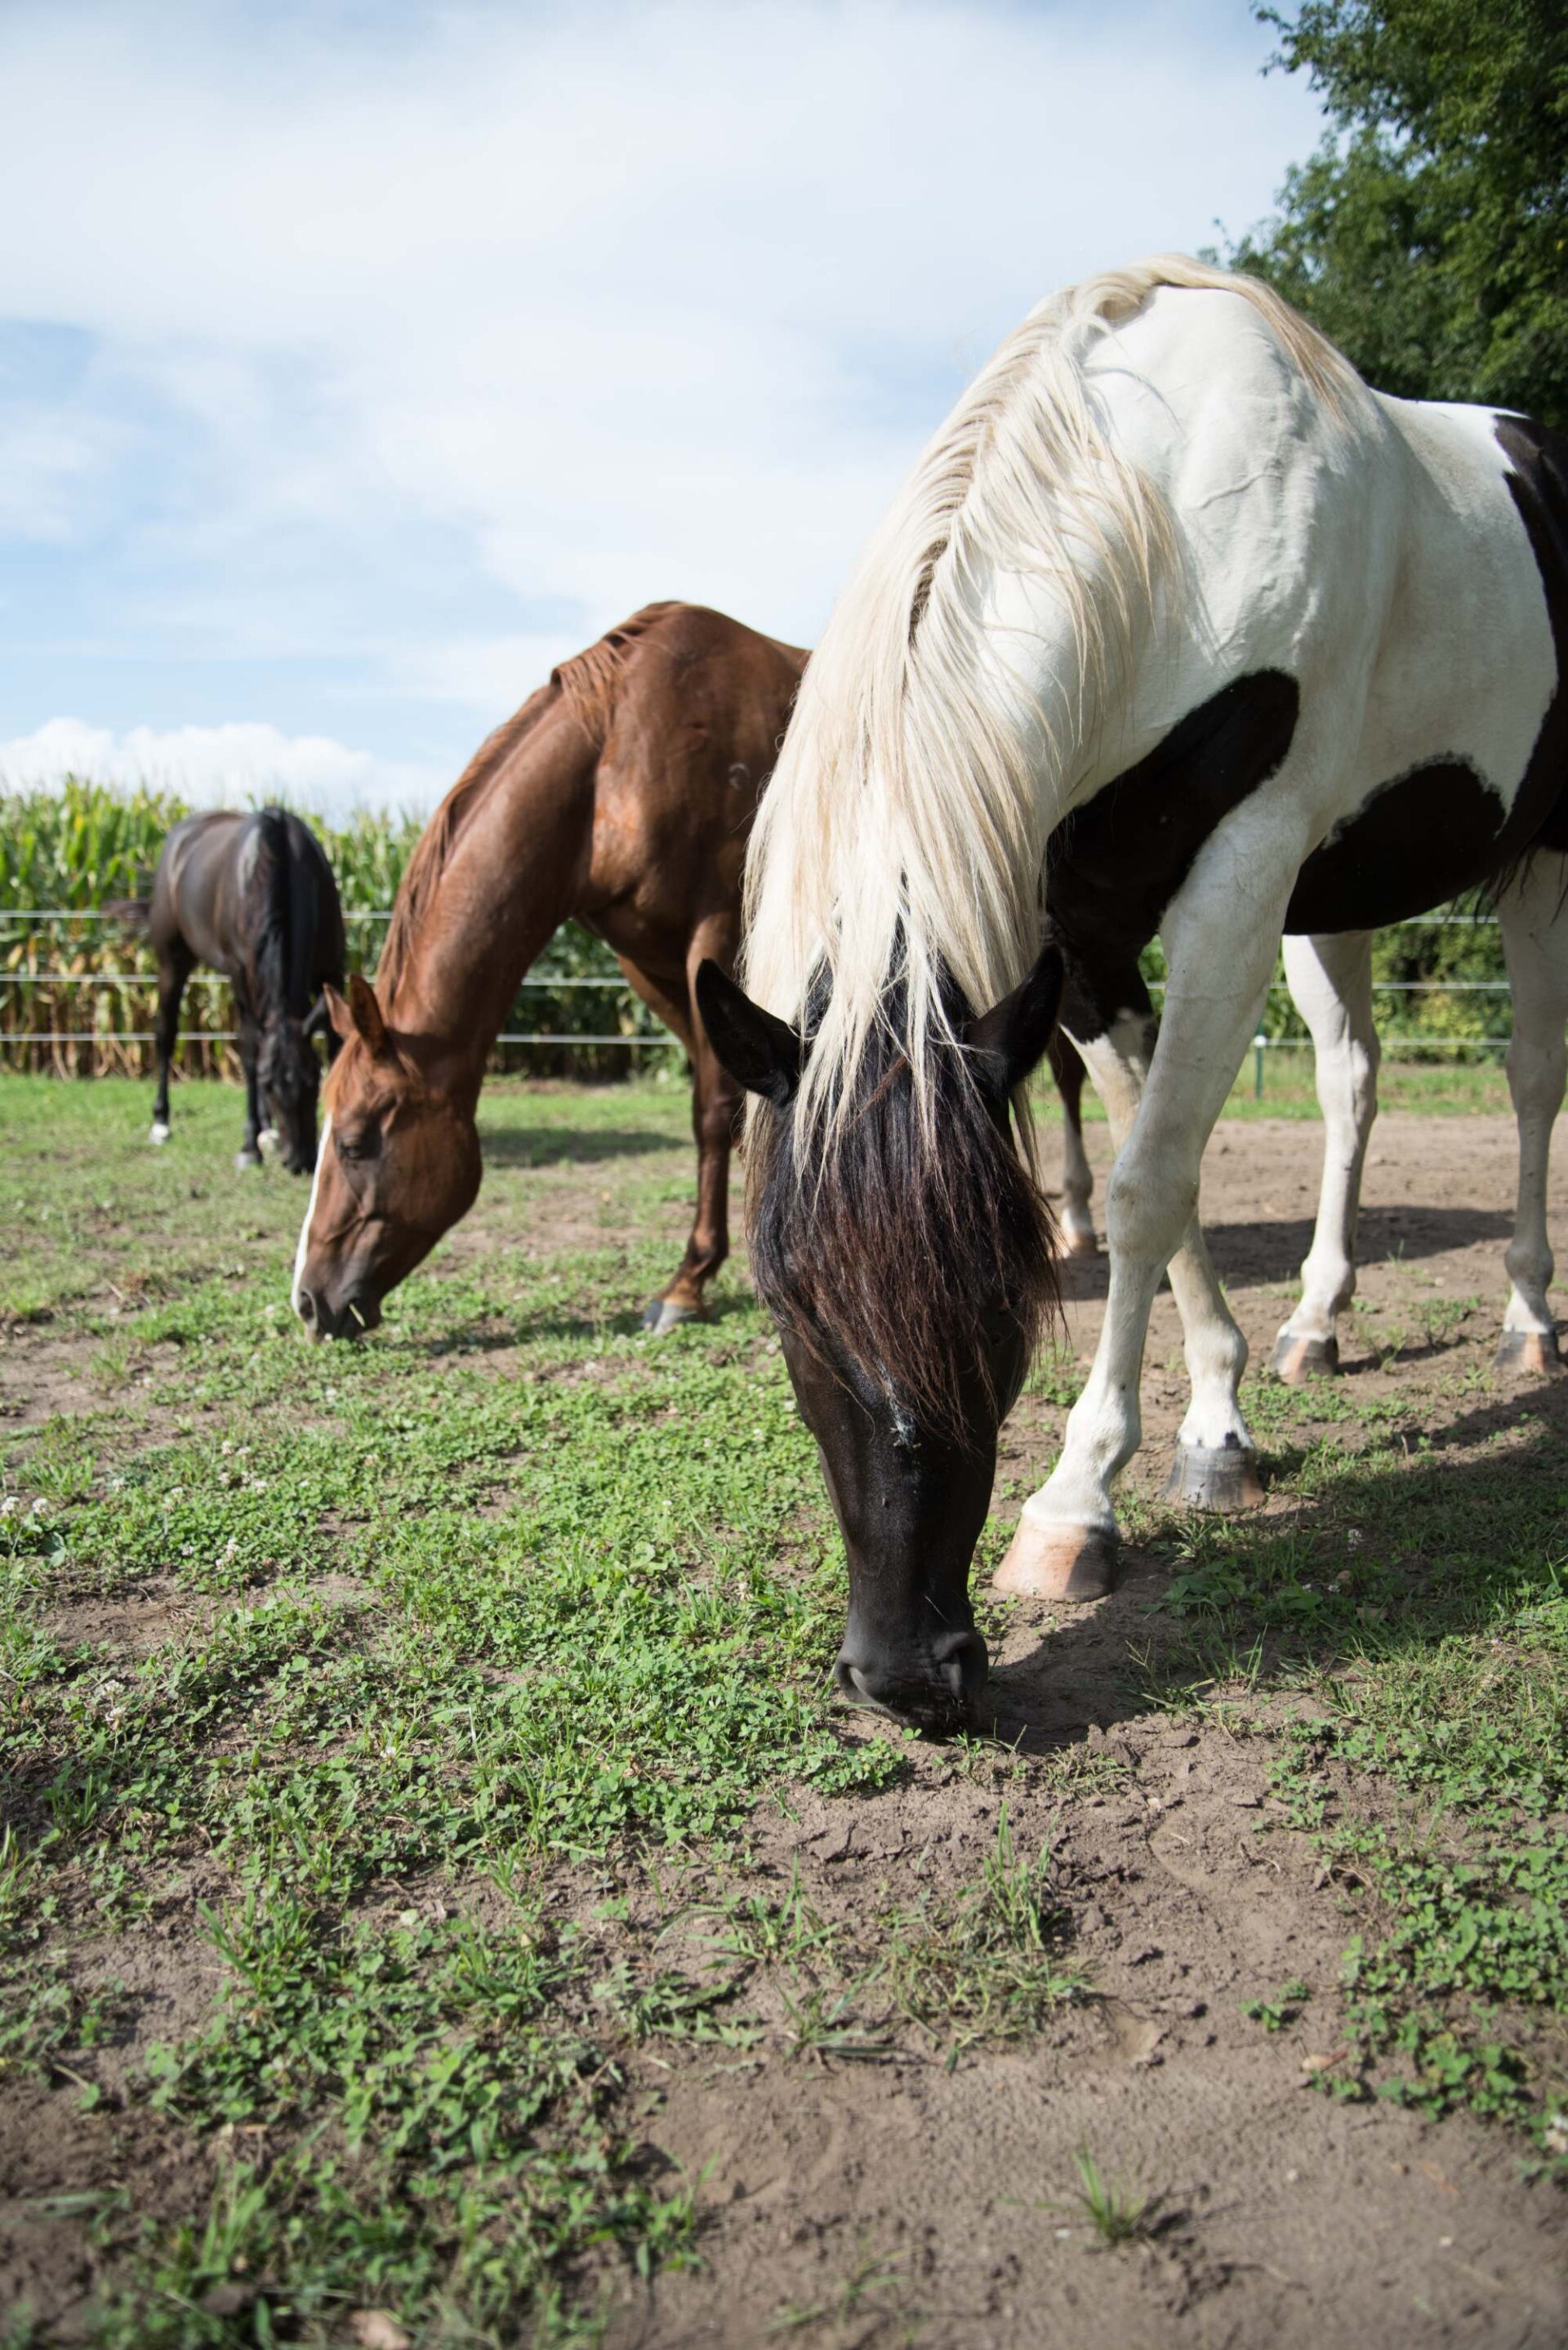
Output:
[1,1064,1565,2349]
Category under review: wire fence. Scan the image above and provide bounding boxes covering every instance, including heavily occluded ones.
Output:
[0,907,1516,1081]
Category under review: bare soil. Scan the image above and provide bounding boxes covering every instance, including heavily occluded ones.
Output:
[606,1115,1568,2350]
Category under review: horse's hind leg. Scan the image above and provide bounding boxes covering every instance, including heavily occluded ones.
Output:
[149,942,192,1144]
[1271,930,1379,1381]
[1496,854,1568,1375]
[617,948,737,1332]
[1047,1028,1098,1255]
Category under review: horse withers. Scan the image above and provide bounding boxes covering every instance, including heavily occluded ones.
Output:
[143,809,345,1173]
[710,257,1568,1731]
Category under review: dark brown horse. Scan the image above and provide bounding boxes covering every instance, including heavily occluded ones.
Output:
[142,808,345,1173]
[292,603,805,1340]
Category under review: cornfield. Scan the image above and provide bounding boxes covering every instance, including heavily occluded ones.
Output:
[1,780,1515,1083]
[0,780,675,1080]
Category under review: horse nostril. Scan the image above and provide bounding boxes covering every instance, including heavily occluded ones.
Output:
[297,1289,316,1324]
[933,1629,989,1702]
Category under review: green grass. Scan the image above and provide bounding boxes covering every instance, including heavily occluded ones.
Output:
[2,1071,1565,2339]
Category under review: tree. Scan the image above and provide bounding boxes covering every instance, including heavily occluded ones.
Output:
[1226,2,1568,425]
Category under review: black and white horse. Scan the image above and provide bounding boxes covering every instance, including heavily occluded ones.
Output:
[697,256,1567,1731]
[141,808,345,1173]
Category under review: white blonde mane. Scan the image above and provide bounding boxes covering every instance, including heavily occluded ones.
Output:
[743,256,1358,1148]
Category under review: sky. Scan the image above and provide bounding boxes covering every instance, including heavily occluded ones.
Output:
[0,0,1325,820]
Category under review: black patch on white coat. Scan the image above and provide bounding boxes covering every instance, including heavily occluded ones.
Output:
[1288,415,1568,925]
[1044,670,1298,1045]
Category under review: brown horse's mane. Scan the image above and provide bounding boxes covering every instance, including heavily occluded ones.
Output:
[376,602,679,997]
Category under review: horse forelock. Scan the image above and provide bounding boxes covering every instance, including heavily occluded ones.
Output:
[746,970,1058,1444]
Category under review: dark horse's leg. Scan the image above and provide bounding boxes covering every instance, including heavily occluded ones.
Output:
[236,1005,265,1169]
[620,935,742,1332]
[1047,1027,1098,1257]
[149,940,194,1145]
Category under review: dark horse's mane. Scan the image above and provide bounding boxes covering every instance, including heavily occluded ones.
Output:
[376,603,679,998]
[747,965,1059,1443]
[250,808,294,1014]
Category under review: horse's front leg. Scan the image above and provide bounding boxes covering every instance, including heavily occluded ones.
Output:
[1272,930,1378,1380]
[236,1012,265,1170]
[149,943,192,1146]
[1496,854,1568,1376]
[997,863,1291,1599]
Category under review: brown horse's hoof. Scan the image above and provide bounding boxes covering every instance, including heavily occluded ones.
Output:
[1059,1223,1100,1260]
[1271,1331,1339,1384]
[1165,1442,1266,1512]
[641,1295,708,1335]
[992,1517,1118,1601]
[1495,1327,1563,1378]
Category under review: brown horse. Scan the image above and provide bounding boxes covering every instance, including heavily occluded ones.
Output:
[292,603,805,1340]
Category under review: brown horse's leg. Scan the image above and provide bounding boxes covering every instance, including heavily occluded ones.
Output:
[621,935,742,1332]
[1048,1028,1098,1256]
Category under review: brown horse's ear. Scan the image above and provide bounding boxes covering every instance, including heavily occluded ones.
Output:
[346,972,391,1058]
[324,974,392,1058]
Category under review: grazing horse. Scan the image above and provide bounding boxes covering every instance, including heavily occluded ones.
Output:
[144,809,345,1174]
[291,603,806,1342]
[699,256,1568,1730]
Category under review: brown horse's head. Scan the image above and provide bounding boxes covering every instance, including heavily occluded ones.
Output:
[291,974,481,1340]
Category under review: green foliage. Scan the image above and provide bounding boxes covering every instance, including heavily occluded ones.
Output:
[0,780,675,1077]
[1227,1,1568,425]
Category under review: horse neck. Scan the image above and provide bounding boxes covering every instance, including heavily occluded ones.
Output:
[382,702,599,1104]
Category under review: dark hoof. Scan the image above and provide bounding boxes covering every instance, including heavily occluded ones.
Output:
[1495,1327,1563,1378]
[640,1295,707,1335]
[1271,1331,1339,1384]
[1165,1443,1266,1512]
[234,1147,263,1170]
[992,1516,1117,1601]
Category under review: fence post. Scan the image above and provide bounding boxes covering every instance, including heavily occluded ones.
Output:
[1254,1032,1265,1101]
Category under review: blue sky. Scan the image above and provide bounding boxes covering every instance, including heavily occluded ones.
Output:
[0,0,1325,817]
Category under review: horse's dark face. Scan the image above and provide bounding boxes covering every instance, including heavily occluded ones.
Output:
[780,1307,1031,1733]
[257,1014,321,1174]
[292,977,480,1342]
[697,946,1062,1734]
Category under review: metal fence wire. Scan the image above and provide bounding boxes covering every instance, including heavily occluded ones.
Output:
[0,907,1515,1079]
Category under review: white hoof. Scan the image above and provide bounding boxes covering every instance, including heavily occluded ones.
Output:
[149,1121,172,1146]
[256,1127,282,1162]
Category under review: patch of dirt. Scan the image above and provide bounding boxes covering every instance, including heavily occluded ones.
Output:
[609,1722,1567,2349]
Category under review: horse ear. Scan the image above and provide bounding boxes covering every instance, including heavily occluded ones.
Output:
[966,942,1064,1093]
[327,972,392,1059]
[321,984,354,1046]
[695,960,803,1108]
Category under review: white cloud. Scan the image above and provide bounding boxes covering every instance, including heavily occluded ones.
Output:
[0,718,440,823]
[0,0,1325,771]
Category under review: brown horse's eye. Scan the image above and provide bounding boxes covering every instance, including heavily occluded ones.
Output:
[336,1126,380,1163]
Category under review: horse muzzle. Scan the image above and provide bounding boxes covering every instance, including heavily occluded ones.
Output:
[833,1627,988,1733]
[294,1284,382,1343]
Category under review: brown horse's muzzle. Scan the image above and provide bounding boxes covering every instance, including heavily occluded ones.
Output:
[295,1283,382,1342]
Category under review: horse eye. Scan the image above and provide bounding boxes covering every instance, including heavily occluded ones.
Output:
[336,1126,380,1163]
